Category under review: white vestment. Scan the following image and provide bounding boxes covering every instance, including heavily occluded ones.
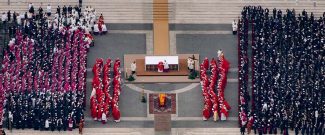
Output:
[221,113,227,121]
[131,63,136,72]
[102,24,107,32]
[94,24,99,32]
[102,113,107,121]
[45,119,50,128]
[232,21,238,31]
[163,62,169,69]
[188,59,194,70]
[90,88,96,98]
[217,50,222,58]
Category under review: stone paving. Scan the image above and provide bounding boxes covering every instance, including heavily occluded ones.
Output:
[3,127,296,135]
[82,24,240,130]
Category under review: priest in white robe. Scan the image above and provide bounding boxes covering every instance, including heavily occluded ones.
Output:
[163,60,169,72]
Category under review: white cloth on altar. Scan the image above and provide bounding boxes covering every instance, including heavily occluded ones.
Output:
[145,56,178,65]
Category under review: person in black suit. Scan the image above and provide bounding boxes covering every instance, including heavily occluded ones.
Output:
[56,6,60,17]
[62,5,67,16]
[13,12,16,23]
[79,0,82,8]
[7,10,10,22]
[68,5,72,15]
[38,6,43,20]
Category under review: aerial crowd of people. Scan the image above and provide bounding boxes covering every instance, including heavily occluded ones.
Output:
[1,3,107,39]
[0,3,97,132]
[238,6,325,135]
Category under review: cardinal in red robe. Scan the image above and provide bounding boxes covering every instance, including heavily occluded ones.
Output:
[203,57,209,70]
[202,105,210,120]
[157,61,164,72]
[112,105,121,122]
[98,14,104,33]
[220,105,229,121]
[103,102,109,118]
[97,104,103,121]
[91,101,98,120]
[92,76,101,89]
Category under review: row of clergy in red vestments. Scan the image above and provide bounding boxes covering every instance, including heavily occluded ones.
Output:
[200,52,231,121]
[90,58,122,123]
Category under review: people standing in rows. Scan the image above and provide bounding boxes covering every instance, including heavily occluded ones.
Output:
[238,6,325,135]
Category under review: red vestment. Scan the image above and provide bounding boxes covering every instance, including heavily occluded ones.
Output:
[97,104,102,120]
[92,76,100,89]
[112,106,121,121]
[103,103,109,117]
[157,62,164,72]
[203,58,209,70]
[91,102,97,118]
[220,107,229,117]
[203,107,210,120]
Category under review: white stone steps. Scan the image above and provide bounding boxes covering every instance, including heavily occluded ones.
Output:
[84,7,324,11]
[85,0,151,1]
[173,13,323,16]
[173,0,322,3]
[9,0,77,2]
[1,0,325,24]
[81,3,323,6]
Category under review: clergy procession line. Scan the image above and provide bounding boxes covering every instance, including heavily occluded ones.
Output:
[200,51,231,122]
[90,58,122,124]
[238,6,325,135]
